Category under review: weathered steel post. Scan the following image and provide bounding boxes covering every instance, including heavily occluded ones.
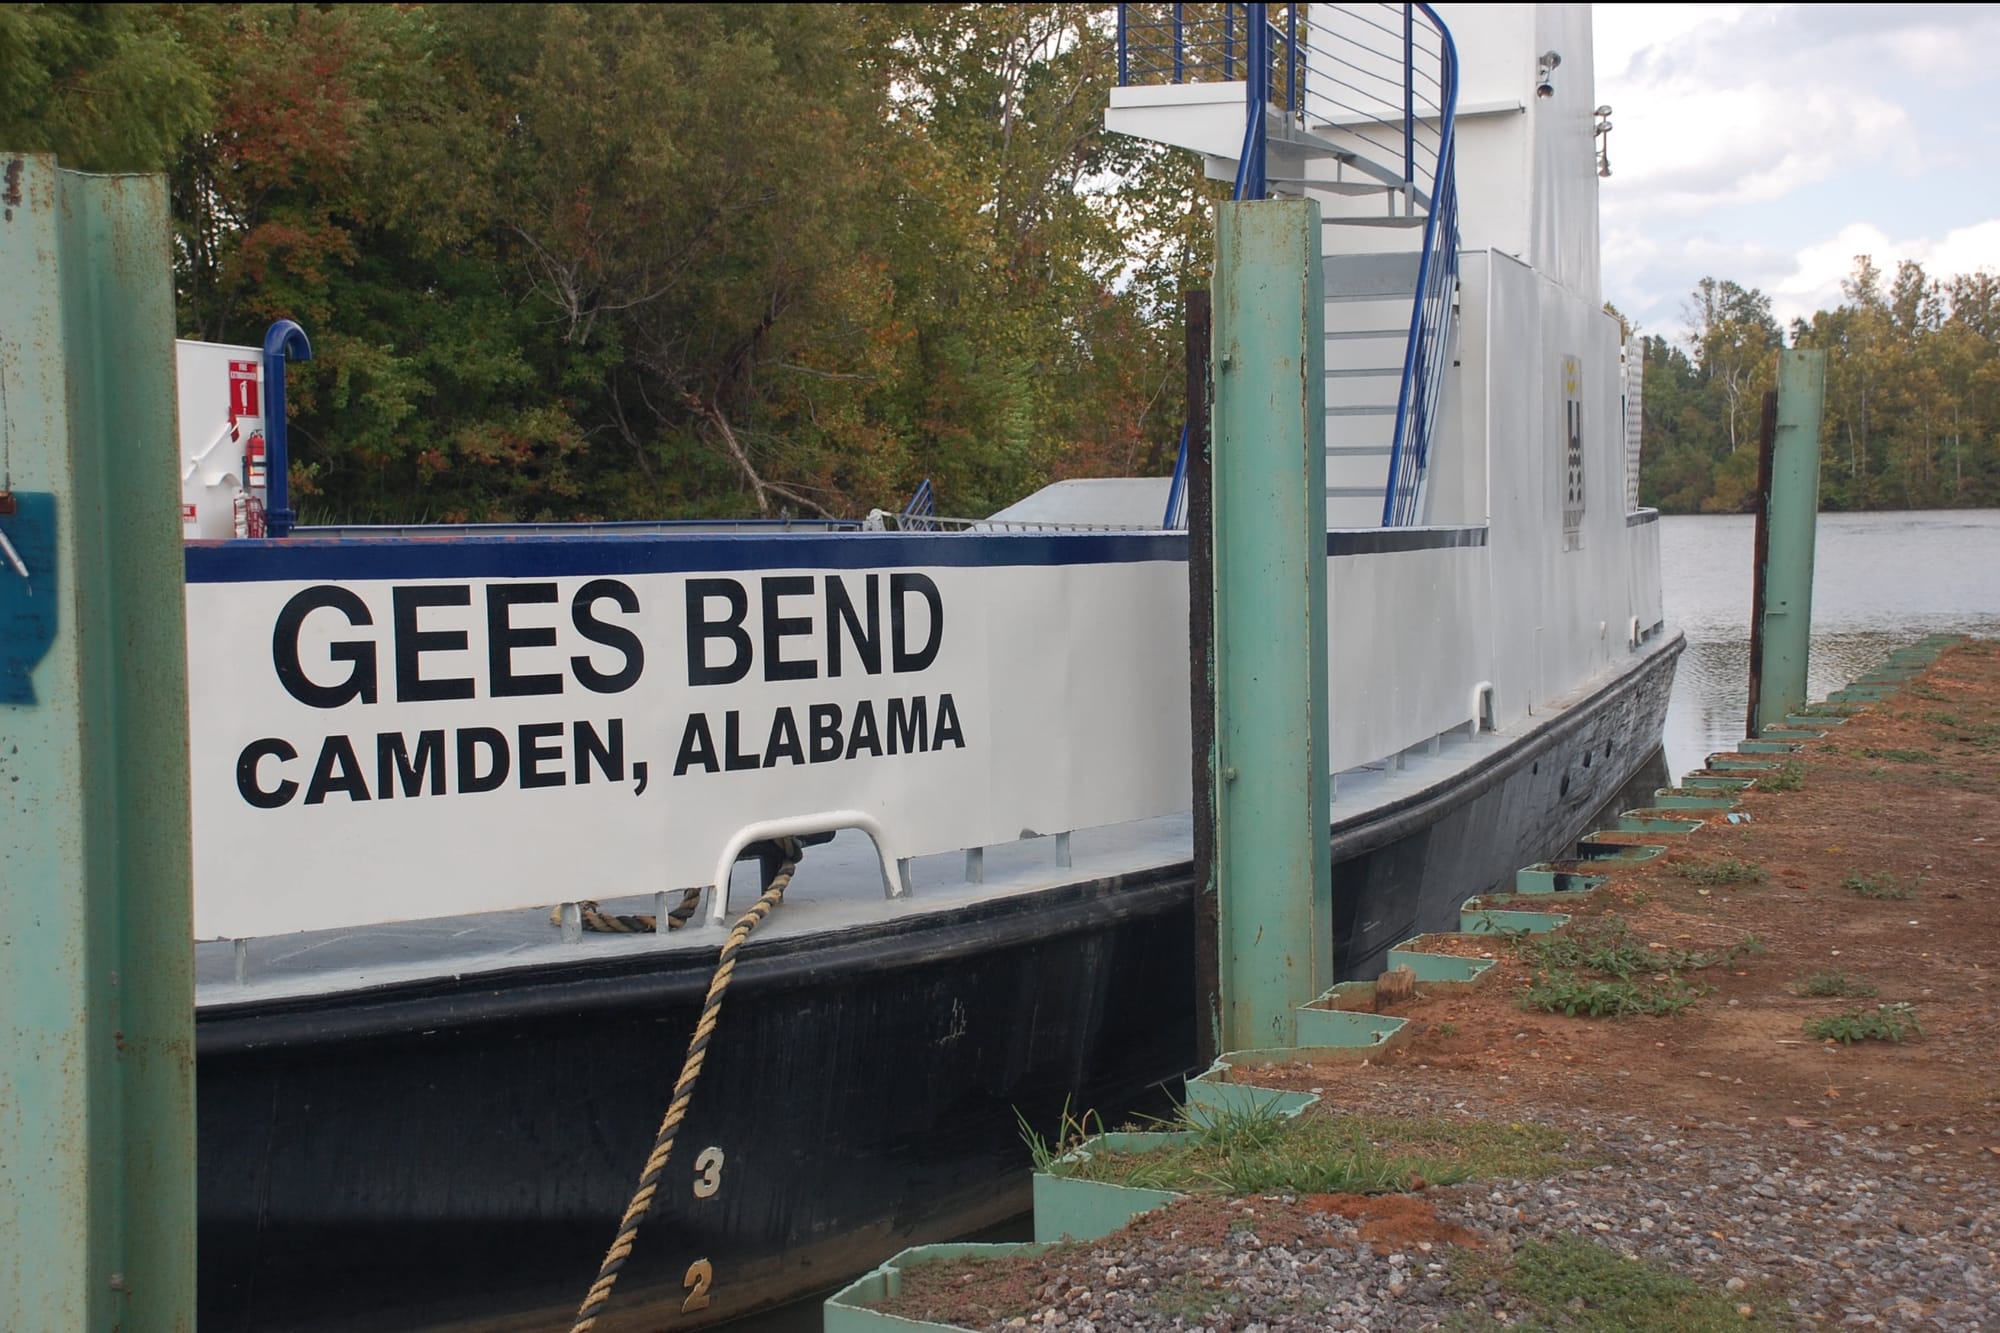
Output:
[1209,199,1332,1052]
[0,156,196,1331]
[1748,349,1827,735]
[1185,290,1221,1066]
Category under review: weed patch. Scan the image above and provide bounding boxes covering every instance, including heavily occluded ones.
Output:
[1033,1099,1573,1196]
[1842,870,1912,900]
[1857,746,1938,764]
[1524,973,1706,1018]
[1806,1003,1921,1044]
[1513,919,1759,1020]
[1449,1236,1789,1331]
[1756,761,1806,792]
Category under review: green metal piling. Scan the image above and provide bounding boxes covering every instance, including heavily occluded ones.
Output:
[1748,349,1827,735]
[1209,200,1332,1052]
[0,157,196,1331]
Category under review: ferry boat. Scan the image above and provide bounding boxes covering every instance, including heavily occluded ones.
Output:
[179,4,1678,1328]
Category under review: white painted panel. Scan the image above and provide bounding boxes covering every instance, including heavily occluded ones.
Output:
[1629,518,1663,633]
[1327,544,1493,771]
[1426,251,1488,527]
[187,556,1191,938]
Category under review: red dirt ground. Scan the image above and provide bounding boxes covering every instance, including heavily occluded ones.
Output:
[1247,639,2000,1173]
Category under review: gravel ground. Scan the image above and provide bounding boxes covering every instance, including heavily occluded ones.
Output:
[951,1100,1999,1332]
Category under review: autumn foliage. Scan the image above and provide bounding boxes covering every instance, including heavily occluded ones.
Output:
[3,3,1221,522]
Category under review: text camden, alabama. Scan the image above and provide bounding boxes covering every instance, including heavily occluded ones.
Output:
[234,572,966,811]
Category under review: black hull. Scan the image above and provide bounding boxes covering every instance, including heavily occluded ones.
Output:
[195,636,1679,1331]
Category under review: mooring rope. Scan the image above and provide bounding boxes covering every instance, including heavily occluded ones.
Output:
[550,886,705,934]
[568,837,803,1333]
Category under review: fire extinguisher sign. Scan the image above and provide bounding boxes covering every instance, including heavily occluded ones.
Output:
[228,360,259,422]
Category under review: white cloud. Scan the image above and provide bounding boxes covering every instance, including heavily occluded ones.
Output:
[1603,83,1907,215]
[1771,223,1895,324]
[1589,3,2000,337]
[1592,4,1745,80]
[1771,220,2000,326]
[1595,5,1915,216]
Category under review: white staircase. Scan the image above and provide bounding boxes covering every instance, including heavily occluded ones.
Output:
[1320,250,1421,526]
[1110,2,1460,530]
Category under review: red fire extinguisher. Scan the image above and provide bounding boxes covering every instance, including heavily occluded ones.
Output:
[245,431,268,493]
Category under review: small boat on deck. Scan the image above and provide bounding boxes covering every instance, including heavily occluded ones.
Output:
[182,5,1680,1328]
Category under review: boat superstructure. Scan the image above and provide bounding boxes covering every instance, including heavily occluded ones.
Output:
[162,6,1679,1329]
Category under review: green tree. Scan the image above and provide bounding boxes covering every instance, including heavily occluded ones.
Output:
[0,3,211,170]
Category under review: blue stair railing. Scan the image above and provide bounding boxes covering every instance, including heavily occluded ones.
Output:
[1376,6,1457,525]
[1121,3,1458,529]
[1143,3,1296,529]
[902,477,938,532]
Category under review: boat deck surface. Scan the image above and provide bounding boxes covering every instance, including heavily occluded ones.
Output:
[196,634,1678,1007]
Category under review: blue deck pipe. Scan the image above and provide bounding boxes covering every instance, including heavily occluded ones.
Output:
[1162,422,1191,529]
[260,319,312,538]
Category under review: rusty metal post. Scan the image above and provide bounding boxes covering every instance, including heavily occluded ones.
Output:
[1209,199,1332,1052]
[1185,290,1219,1066]
[0,155,196,1331]
[1748,350,1827,735]
[1744,390,1779,736]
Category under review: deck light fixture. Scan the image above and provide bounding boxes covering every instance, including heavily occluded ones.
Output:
[1536,50,1561,98]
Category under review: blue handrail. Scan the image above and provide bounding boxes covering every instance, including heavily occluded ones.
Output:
[1161,423,1191,529]
[1145,4,1291,528]
[902,477,938,532]
[1381,3,1458,525]
[1123,3,1458,528]
[260,319,312,539]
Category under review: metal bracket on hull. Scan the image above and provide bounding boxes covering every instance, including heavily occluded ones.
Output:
[707,810,907,926]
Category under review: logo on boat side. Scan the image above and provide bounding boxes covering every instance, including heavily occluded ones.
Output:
[1562,353,1584,551]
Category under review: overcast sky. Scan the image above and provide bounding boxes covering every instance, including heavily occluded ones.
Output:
[1593,3,2000,343]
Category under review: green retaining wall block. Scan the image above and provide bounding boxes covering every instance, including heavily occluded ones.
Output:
[1680,773,1756,789]
[1034,1137,1190,1244]
[1576,836,1666,861]
[825,1244,1055,1332]
[1184,1075,1319,1123]
[1386,940,1494,982]
[1706,755,1778,772]
[1756,728,1822,741]
[1650,791,1740,810]
[1616,811,1704,834]
[1737,739,1801,754]
[1293,1004,1406,1048]
[1203,1046,1387,1079]
[1786,714,1845,728]
[1462,907,1572,934]
[1513,865,1609,894]
[1032,1174,1183,1245]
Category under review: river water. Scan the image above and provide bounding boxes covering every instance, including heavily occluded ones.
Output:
[1660,509,2000,780]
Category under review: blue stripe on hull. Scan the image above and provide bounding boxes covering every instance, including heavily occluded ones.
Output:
[185,524,1490,583]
